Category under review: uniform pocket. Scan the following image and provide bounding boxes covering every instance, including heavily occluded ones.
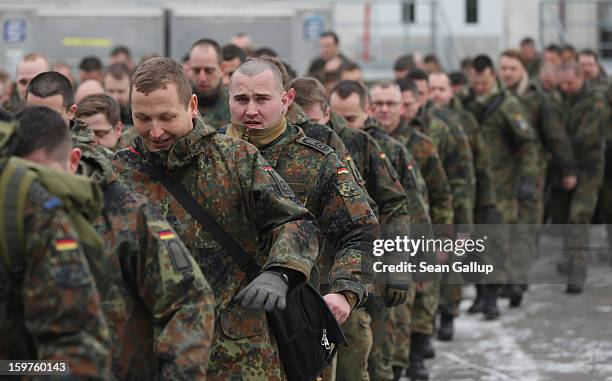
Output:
[287,182,310,206]
[219,306,268,339]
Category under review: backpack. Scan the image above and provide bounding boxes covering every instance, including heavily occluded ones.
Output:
[0,121,104,360]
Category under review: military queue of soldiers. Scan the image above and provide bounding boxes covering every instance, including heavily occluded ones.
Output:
[0,29,610,381]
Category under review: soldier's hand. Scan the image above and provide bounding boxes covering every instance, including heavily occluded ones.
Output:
[384,284,410,307]
[562,175,578,190]
[233,271,289,312]
[323,293,351,324]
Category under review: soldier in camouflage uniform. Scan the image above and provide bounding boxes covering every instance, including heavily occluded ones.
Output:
[430,72,501,334]
[187,39,231,128]
[17,97,216,379]
[330,80,432,381]
[291,77,412,381]
[578,50,612,262]
[328,81,420,381]
[226,57,379,325]
[548,62,607,293]
[0,111,110,380]
[461,55,539,316]
[367,80,452,380]
[112,57,320,380]
[407,75,478,342]
[227,59,382,381]
[499,50,580,303]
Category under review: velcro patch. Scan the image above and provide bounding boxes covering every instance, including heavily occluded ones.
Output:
[297,136,334,155]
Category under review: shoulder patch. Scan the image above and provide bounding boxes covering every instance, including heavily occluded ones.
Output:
[297,136,334,155]
[513,112,529,131]
[43,197,63,210]
[158,229,193,273]
[54,238,79,251]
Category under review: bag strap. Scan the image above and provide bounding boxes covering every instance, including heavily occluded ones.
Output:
[477,93,506,124]
[0,163,36,271]
[147,164,260,280]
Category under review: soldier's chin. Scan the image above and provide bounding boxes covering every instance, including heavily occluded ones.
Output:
[147,139,174,151]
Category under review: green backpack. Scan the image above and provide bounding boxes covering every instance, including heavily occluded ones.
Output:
[0,121,105,360]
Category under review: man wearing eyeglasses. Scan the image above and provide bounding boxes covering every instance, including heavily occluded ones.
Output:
[76,94,136,151]
[186,38,231,128]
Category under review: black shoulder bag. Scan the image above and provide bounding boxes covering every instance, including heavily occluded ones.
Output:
[148,164,347,381]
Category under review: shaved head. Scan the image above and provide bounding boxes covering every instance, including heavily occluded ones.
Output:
[231,58,284,93]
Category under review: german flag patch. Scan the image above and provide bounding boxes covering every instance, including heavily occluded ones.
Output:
[55,238,78,251]
[337,167,350,175]
[159,230,176,240]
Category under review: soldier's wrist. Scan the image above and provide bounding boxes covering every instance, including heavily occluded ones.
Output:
[339,291,359,310]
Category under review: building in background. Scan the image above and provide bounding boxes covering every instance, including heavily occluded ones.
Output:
[0,0,608,80]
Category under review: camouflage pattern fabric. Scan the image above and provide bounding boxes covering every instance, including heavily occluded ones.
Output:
[112,117,319,380]
[0,164,110,379]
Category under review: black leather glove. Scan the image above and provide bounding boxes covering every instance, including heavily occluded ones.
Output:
[233,271,289,311]
[516,177,536,201]
[384,284,410,307]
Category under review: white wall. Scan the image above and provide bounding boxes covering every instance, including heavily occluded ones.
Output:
[504,0,540,48]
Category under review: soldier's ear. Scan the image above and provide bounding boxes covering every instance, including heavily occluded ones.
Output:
[114,121,123,134]
[68,147,81,175]
[189,94,198,118]
[67,104,77,121]
[281,91,290,112]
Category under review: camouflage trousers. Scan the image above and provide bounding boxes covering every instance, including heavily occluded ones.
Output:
[439,272,463,317]
[594,176,612,249]
[390,287,416,369]
[519,158,547,225]
[410,281,440,335]
[335,308,373,381]
[366,295,394,381]
[548,181,602,283]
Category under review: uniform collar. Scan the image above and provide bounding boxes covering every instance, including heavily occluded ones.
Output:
[328,111,347,134]
[258,125,302,167]
[135,117,215,170]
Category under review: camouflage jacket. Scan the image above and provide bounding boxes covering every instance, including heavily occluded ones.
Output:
[328,112,411,224]
[253,124,379,307]
[461,86,539,220]
[75,133,215,380]
[448,97,497,214]
[391,119,454,225]
[512,82,578,177]
[0,166,110,379]
[196,86,231,129]
[288,104,379,215]
[112,118,319,377]
[419,104,476,225]
[552,85,607,188]
[362,118,430,225]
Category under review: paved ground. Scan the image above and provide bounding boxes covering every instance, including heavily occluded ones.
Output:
[405,228,612,381]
